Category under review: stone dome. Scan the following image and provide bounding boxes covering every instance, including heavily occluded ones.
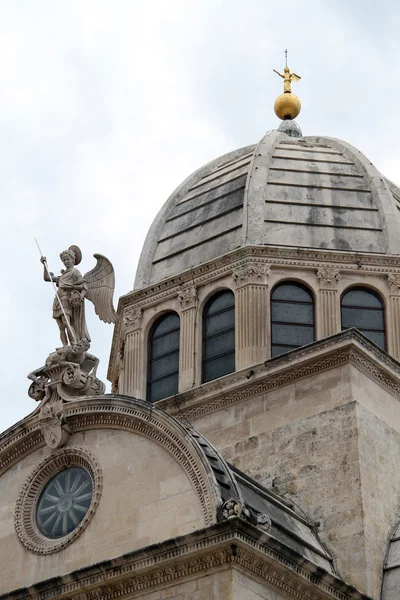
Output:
[134,130,400,289]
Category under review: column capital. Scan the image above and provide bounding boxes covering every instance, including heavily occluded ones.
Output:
[123,306,143,332]
[232,261,271,288]
[178,285,197,310]
[317,267,340,289]
[388,273,400,294]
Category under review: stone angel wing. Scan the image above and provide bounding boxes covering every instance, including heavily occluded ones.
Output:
[84,254,118,324]
[291,72,301,82]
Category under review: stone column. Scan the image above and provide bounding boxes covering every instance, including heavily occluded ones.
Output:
[388,274,400,360]
[178,285,197,392]
[233,262,270,370]
[120,307,143,398]
[316,268,341,339]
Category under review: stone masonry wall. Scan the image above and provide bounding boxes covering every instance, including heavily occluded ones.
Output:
[356,403,400,597]
[0,428,204,594]
[189,363,400,598]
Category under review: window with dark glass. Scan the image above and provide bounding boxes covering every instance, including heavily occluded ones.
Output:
[341,287,385,350]
[271,282,315,357]
[203,290,235,383]
[36,467,92,538]
[147,313,180,402]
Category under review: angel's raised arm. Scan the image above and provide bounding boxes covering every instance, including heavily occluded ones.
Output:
[273,69,284,78]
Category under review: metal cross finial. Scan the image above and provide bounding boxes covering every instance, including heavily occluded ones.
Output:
[285,49,288,68]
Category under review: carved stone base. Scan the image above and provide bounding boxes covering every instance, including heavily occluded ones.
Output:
[28,345,106,448]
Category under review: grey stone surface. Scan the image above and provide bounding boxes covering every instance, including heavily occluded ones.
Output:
[277,119,302,137]
[134,131,400,288]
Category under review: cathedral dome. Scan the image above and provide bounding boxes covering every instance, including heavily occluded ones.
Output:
[135,129,400,288]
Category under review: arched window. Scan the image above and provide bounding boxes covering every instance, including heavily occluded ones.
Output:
[203,290,235,383]
[147,312,180,402]
[271,282,315,357]
[341,287,385,350]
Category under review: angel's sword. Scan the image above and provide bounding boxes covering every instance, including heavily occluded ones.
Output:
[34,238,77,344]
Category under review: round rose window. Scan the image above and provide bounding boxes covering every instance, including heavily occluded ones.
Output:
[36,466,93,538]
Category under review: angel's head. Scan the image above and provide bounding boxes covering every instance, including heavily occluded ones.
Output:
[60,249,76,268]
[284,67,289,73]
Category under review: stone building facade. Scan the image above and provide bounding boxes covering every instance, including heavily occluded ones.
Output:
[1,129,400,600]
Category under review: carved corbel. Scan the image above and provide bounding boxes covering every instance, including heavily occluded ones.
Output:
[317,267,340,289]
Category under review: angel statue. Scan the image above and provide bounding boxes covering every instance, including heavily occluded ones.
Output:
[273,66,301,94]
[40,245,117,346]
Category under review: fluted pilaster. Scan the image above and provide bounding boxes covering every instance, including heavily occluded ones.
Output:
[120,307,143,397]
[233,262,270,370]
[388,274,400,360]
[317,268,341,339]
[178,286,197,391]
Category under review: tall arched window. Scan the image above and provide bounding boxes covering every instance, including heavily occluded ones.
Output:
[203,290,235,383]
[341,287,385,350]
[147,312,180,402]
[271,282,315,357]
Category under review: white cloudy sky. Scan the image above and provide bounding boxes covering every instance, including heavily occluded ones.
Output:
[1,0,399,432]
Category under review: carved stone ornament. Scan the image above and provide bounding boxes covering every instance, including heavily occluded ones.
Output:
[28,340,106,449]
[38,398,71,449]
[123,306,143,329]
[317,267,340,288]
[218,498,272,532]
[256,513,272,531]
[388,273,400,293]
[178,285,197,309]
[219,498,243,520]
[232,262,271,286]
[14,446,102,555]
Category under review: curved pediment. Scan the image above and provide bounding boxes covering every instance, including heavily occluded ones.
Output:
[0,395,237,593]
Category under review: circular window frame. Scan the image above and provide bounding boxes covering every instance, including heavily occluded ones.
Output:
[14,447,102,554]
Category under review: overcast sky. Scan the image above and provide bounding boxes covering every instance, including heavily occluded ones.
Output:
[1,0,399,432]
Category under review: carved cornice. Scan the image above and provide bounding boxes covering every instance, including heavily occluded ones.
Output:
[178,285,197,309]
[158,329,400,421]
[317,267,341,289]
[3,520,369,600]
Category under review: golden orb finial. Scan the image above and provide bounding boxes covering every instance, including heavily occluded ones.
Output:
[273,51,301,120]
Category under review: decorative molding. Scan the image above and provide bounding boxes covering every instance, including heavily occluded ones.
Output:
[178,285,197,309]
[7,521,369,600]
[317,267,341,288]
[123,307,143,330]
[14,446,102,555]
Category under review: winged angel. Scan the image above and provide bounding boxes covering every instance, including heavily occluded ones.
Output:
[273,66,301,94]
[40,245,117,346]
